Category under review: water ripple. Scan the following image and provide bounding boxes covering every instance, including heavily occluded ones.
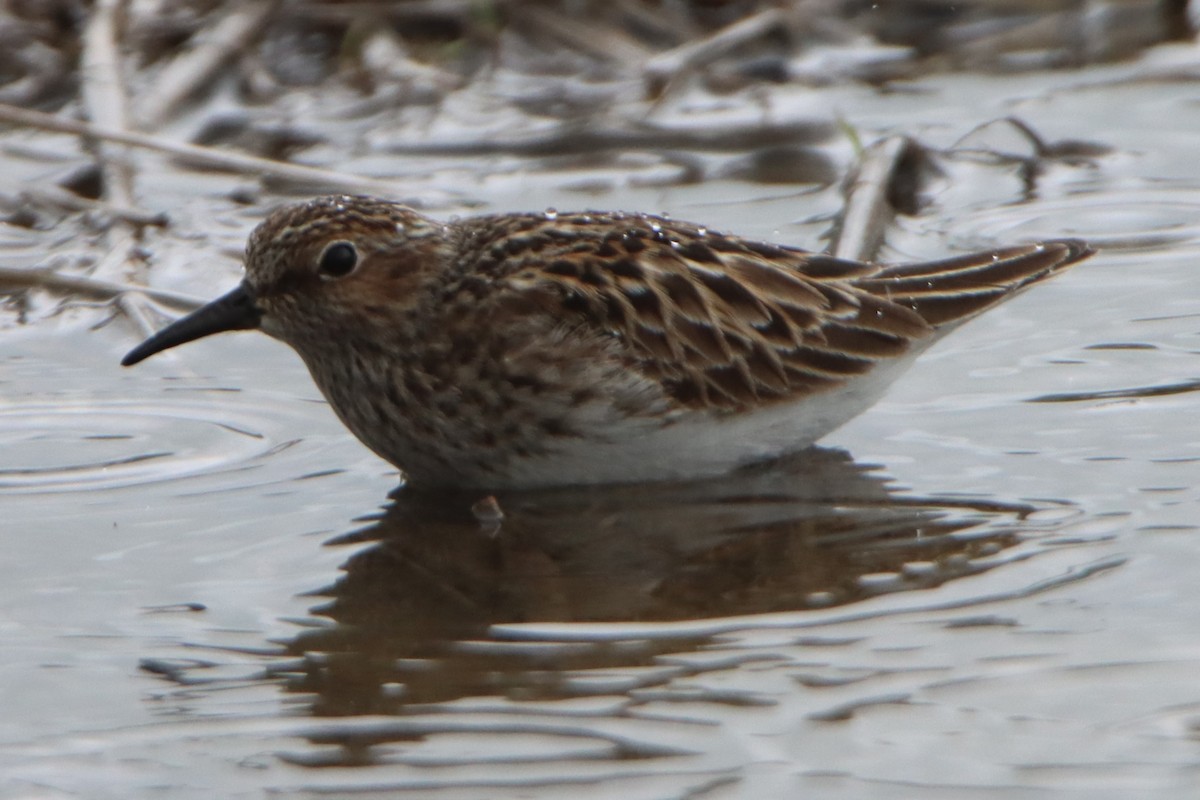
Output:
[951,187,1200,248]
[0,397,285,494]
[1029,376,1200,403]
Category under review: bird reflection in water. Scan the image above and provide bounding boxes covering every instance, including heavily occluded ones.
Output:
[276,447,1038,720]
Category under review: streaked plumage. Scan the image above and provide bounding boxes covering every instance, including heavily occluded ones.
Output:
[122,195,1093,488]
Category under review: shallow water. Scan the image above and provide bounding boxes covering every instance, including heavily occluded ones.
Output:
[5,48,1200,798]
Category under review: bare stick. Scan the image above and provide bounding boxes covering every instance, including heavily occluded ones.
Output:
[137,1,279,129]
[644,8,787,94]
[116,291,159,338]
[513,5,651,66]
[833,136,910,262]
[21,186,168,227]
[0,103,409,199]
[376,117,834,156]
[78,0,155,319]
[81,0,136,207]
[296,0,478,23]
[0,265,204,312]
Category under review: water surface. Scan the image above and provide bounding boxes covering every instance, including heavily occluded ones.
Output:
[4,50,1200,799]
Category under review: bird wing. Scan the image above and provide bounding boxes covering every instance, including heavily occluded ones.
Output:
[474,212,1091,411]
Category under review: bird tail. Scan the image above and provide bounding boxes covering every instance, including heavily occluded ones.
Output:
[852,239,1094,328]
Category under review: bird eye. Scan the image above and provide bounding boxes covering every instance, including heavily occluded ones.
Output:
[317,241,358,279]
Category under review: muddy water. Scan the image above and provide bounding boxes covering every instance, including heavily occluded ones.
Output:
[5,55,1200,797]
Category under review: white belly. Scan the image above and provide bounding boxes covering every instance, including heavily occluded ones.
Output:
[486,353,919,489]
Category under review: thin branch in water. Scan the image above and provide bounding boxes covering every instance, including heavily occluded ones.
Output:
[21,186,169,228]
[0,103,415,201]
[137,1,279,129]
[644,8,787,98]
[0,265,204,312]
[81,0,136,208]
[512,4,652,66]
[116,291,158,338]
[833,136,913,262]
[376,118,834,157]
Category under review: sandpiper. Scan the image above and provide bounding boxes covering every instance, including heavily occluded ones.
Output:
[123,195,1093,488]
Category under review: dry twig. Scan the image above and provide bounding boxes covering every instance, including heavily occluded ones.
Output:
[0,264,204,312]
[833,136,910,262]
[81,0,136,207]
[512,5,652,66]
[20,186,169,227]
[137,1,279,129]
[376,117,833,157]
[79,0,153,323]
[644,8,788,96]
[0,103,412,199]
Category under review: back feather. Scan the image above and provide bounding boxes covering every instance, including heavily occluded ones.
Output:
[472,212,1093,412]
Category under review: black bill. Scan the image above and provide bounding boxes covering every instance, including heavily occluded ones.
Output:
[121,282,262,366]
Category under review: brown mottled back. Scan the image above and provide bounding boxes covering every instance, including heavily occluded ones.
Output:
[450,211,1092,411]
